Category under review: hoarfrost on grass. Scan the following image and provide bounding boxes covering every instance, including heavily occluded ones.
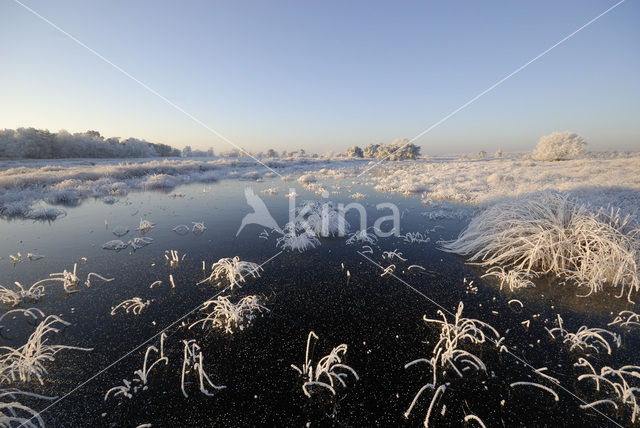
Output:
[198,257,262,289]
[189,295,268,334]
[443,192,640,302]
[291,331,358,398]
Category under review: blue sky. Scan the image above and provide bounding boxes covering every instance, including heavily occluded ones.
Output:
[1,0,638,154]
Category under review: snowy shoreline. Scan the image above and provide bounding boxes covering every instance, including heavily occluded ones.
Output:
[1,153,639,221]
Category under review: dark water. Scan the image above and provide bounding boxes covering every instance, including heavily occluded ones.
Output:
[0,178,636,427]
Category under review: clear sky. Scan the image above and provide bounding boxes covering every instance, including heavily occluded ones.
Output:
[1,0,638,154]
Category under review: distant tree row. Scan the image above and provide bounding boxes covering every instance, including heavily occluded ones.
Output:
[346,138,421,160]
[181,145,215,157]
[0,128,181,159]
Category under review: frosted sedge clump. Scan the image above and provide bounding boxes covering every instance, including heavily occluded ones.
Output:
[129,236,153,250]
[189,295,268,334]
[0,315,92,385]
[136,218,155,234]
[546,314,620,355]
[404,302,500,425]
[345,229,377,245]
[481,266,537,292]
[110,297,151,316]
[0,388,55,428]
[198,257,262,289]
[102,240,128,251]
[105,334,167,401]
[575,359,640,423]
[192,222,206,235]
[532,131,586,161]
[276,222,320,252]
[180,339,226,398]
[291,331,358,398]
[443,192,640,302]
[296,200,350,237]
[1,267,112,306]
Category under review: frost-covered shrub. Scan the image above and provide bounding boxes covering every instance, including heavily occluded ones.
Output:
[363,143,382,158]
[345,146,363,158]
[443,192,640,302]
[264,149,279,158]
[532,131,586,161]
[362,139,420,160]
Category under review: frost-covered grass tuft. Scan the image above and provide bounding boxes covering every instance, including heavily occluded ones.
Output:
[546,315,620,355]
[291,331,358,398]
[403,232,430,244]
[189,295,268,334]
[404,302,499,425]
[576,359,640,423]
[102,240,128,251]
[345,229,377,245]
[0,388,55,428]
[110,298,151,316]
[105,334,167,400]
[481,266,537,292]
[191,222,206,235]
[0,315,92,384]
[0,282,46,307]
[180,339,226,398]
[609,310,640,330]
[443,192,640,302]
[296,200,350,237]
[129,236,153,250]
[136,218,155,234]
[198,257,262,289]
[277,222,320,252]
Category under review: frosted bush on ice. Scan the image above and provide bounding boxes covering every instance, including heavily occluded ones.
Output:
[532,131,586,161]
[105,334,167,401]
[297,174,317,184]
[443,192,640,302]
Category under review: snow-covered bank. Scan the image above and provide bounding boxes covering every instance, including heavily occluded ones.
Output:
[363,153,640,217]
[0,157,369,219]
[1,152,639,221]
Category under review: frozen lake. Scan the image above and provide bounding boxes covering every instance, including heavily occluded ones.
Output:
[0,156,638,427]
